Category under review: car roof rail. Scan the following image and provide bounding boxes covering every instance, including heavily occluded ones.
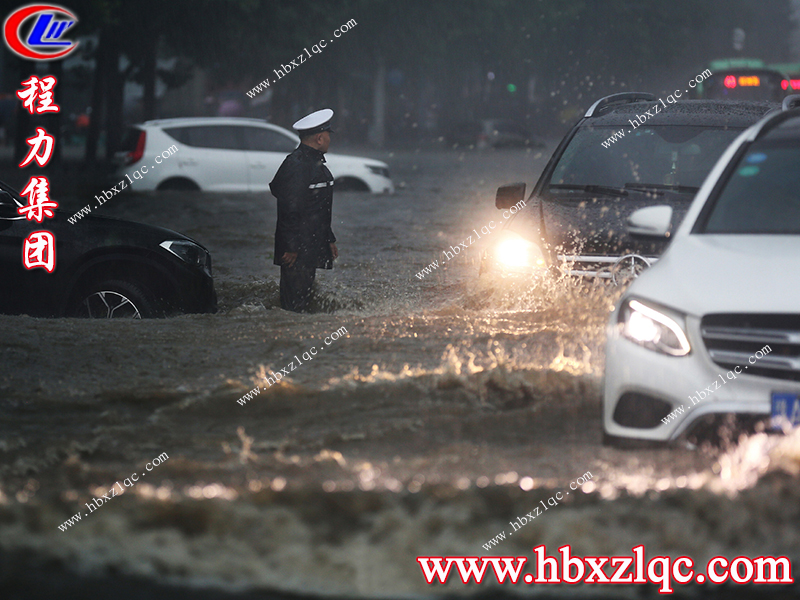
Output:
[584,92,656,118]
[753,101,800,140]
[782,94,800,111]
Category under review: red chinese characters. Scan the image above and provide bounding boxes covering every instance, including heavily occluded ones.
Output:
[23,231,56,273]
[17,75,60,272]
[18,176,58,223]
[19,127,55,168]
[16,75,60,114]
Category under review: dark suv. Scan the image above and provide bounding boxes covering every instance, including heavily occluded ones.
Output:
[0,179,217,318]
[483,93,778,283]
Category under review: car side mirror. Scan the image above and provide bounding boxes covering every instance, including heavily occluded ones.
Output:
[627,205,673,238]
[495,182,526,209]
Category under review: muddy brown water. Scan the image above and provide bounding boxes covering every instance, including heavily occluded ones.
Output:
[1,147,798,598]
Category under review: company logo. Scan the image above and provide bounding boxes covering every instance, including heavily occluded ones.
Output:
[610,254,652,286]
[4,4,78,60]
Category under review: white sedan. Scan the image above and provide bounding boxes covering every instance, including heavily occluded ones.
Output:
[604,102,800,444]
[114,117,394,193]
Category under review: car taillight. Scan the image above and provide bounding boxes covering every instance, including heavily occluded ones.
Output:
[126,130,146,165]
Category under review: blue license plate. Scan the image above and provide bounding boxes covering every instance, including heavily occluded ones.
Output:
[771,392,800,430]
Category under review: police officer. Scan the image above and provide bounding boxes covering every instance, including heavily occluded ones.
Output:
[269,109,338,312]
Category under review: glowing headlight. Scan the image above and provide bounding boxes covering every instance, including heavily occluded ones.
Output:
[494,235,545,270]
[619,298,690,356]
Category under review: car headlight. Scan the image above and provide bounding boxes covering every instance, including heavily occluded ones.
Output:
[618,298,690,356]
[493,232,545,271]
[160,240,212,277]
[368,165,390,178]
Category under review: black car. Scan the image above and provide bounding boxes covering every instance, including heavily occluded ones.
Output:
[484,94,778,283]
[0,179,216,318]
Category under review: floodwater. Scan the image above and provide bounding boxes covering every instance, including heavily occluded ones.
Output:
[1,146,798,598]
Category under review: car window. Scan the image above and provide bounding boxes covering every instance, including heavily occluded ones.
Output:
[548,125,742,191]
[701,141,800,234]
[163,127,190,145]
[163,125,246,150]
[243,127,297,153]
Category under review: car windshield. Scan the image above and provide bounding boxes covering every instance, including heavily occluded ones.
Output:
[701,141,800,234]
[548,126,742,191]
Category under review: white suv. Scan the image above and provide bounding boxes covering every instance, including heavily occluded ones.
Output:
[114,117,394,193]
[604,99,800,444]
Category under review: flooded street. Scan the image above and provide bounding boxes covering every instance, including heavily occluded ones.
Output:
[1,147,798,598]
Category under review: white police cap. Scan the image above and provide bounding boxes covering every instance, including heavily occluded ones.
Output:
[292,108,334,136]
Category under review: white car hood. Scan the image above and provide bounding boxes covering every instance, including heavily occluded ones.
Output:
[631,234,800,316]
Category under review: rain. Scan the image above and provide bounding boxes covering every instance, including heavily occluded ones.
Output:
[1,1,800,598]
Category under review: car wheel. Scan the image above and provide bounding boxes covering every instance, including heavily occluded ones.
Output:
[334,177,370,192]
[157,178,200,191]
[68,279,158,319]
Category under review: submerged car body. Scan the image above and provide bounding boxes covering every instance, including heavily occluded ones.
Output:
[0,179,216,318]
[115,117,394,193]
[484,94,778,281]
[604,102,800,443]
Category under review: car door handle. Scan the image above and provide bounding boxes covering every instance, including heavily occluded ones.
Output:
[250,163,267,169]
[178,159,197,167]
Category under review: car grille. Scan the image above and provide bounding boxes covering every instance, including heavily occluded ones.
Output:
[558,255,616,279]
[700,314,800,382]
[557,254,658,283]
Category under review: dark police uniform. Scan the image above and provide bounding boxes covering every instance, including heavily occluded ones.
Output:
[269,140,335,312]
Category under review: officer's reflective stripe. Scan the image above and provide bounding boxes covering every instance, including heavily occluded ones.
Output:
[308,181,334,189]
